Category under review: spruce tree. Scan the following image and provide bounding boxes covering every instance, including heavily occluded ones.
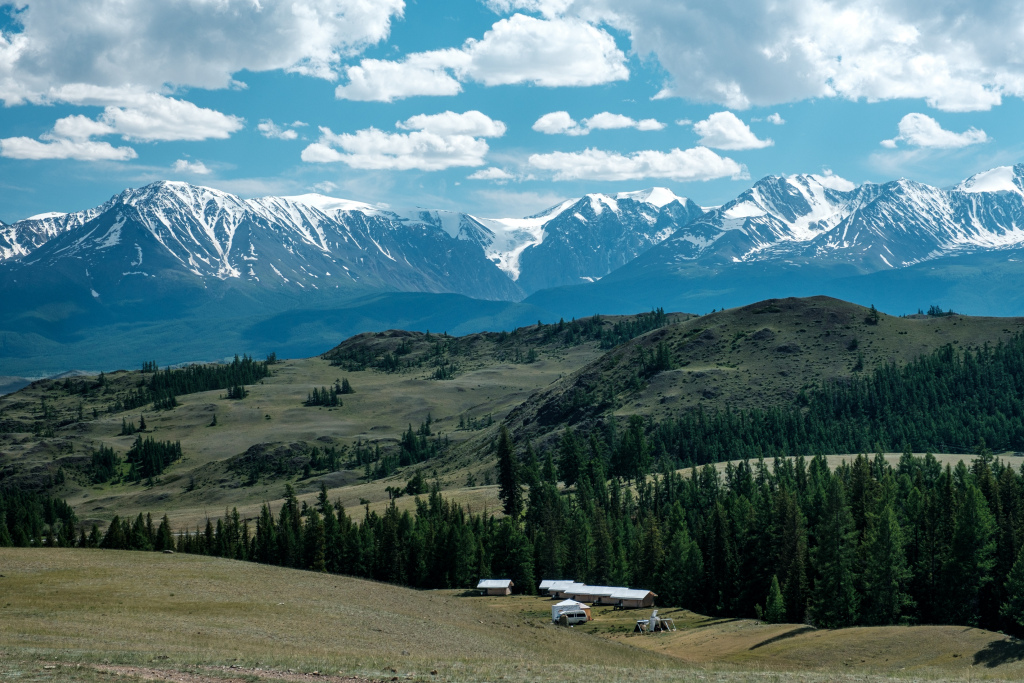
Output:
[764,575,786,623]
[944,485,996,624]
[811,477,859,628]
[496,425,523,518]
[1001,544,1024,628]
[861,502,913,625]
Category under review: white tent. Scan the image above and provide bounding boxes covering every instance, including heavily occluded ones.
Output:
[551,599,590,622]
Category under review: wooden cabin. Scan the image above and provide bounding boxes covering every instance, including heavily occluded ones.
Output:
[476,578,514,596]
[610,588,658,609]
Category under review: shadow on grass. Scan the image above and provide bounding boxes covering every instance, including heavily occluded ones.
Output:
[973,638,1024,668]
[749,626,817,650]
[691,617,743,629]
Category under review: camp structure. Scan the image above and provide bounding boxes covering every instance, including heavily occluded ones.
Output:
[562,585,617,603]
[538,579,572,596]
[610,588,658,609]
[545,581,588,599]
[551,599,592,623]
[476,579,513,596]
[634,610,676,634]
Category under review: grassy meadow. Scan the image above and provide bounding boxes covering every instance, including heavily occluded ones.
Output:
[3,549,1024,683]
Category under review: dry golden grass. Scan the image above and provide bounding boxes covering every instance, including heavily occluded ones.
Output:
[4,549,1024,683]
[0,339,601,530]
[694,453,1024,478]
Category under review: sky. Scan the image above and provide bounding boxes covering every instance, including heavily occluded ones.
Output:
[1,0,1024,223]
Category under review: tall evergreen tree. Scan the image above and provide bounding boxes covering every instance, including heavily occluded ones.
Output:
[496,426,523,518]
[944,485,997,624]
[861,501,914,625]
[811,477,859,628]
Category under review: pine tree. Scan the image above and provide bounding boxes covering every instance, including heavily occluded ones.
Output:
[764,575,786,623]
[496,426,523,518]
[811,477,859,628]
[944,485,996,624]
[558,429,584,487]
[861,502,913,625]
[138,414,146,431]
[1001,544,1024,628]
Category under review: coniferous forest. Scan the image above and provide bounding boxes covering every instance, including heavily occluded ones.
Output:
[6,336,1024,635]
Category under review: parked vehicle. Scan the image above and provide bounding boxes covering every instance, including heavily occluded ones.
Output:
[558,611,589,626]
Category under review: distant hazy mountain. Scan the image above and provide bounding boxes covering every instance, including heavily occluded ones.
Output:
[5,165,1024,376]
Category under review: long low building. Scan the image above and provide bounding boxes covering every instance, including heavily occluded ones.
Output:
[538,581,658,608]
[609,588,658,609]
[477,579,513,596]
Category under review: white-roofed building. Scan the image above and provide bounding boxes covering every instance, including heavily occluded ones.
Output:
[563,585,618,602]
[538,579,567,594]
[609,588,657,609]
[549,581,588,599]
[476,578,514,596]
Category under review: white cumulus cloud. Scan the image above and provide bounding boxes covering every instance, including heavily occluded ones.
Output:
[301,110,506,171]
[397,110,507,137]
[0,1,401,157]
[693,112,773,150]
[97,96,243,142]
[504,0,1024,112]
[0,136,136,161]
[258,120,300,141]
[0,113,136,161]
[171,159,212,175]
[0,0,405,105]
[766,113,785,125]
[528,146,746,182]
[881,113,989,149]
[335,14,628,102]
[468,167,518,182]
[532,111,665,135]
[335,52,466,102]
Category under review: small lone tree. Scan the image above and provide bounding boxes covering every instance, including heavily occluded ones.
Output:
[764,575,786,623]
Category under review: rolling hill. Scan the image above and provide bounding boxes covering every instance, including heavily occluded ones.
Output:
[3,548,1023,683]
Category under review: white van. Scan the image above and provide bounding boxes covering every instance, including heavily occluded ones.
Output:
[557,610,589,626]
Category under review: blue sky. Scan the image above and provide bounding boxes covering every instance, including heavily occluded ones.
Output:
[2,0,1023,222]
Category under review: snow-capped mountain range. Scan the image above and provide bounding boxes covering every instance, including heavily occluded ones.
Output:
[618,165,1024,280]
[0,181,699,301]
[3,164,1024,307]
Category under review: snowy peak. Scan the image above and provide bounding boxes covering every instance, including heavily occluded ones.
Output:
[283,193,384,216]
[615,187,687,208]
[956,165,1024,196]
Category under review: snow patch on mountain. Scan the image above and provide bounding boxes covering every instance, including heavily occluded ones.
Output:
[616,187,686,208]
[473,199,576,279]
[957,166,1024,196]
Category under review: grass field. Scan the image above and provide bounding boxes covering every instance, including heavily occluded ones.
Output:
[3,297,1023,537]
[3,549,1024,683]
[0,328,608,530]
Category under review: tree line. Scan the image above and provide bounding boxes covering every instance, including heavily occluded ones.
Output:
[146,354,272,405]
[9,446,1024,635]
[626,335,1024,474]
